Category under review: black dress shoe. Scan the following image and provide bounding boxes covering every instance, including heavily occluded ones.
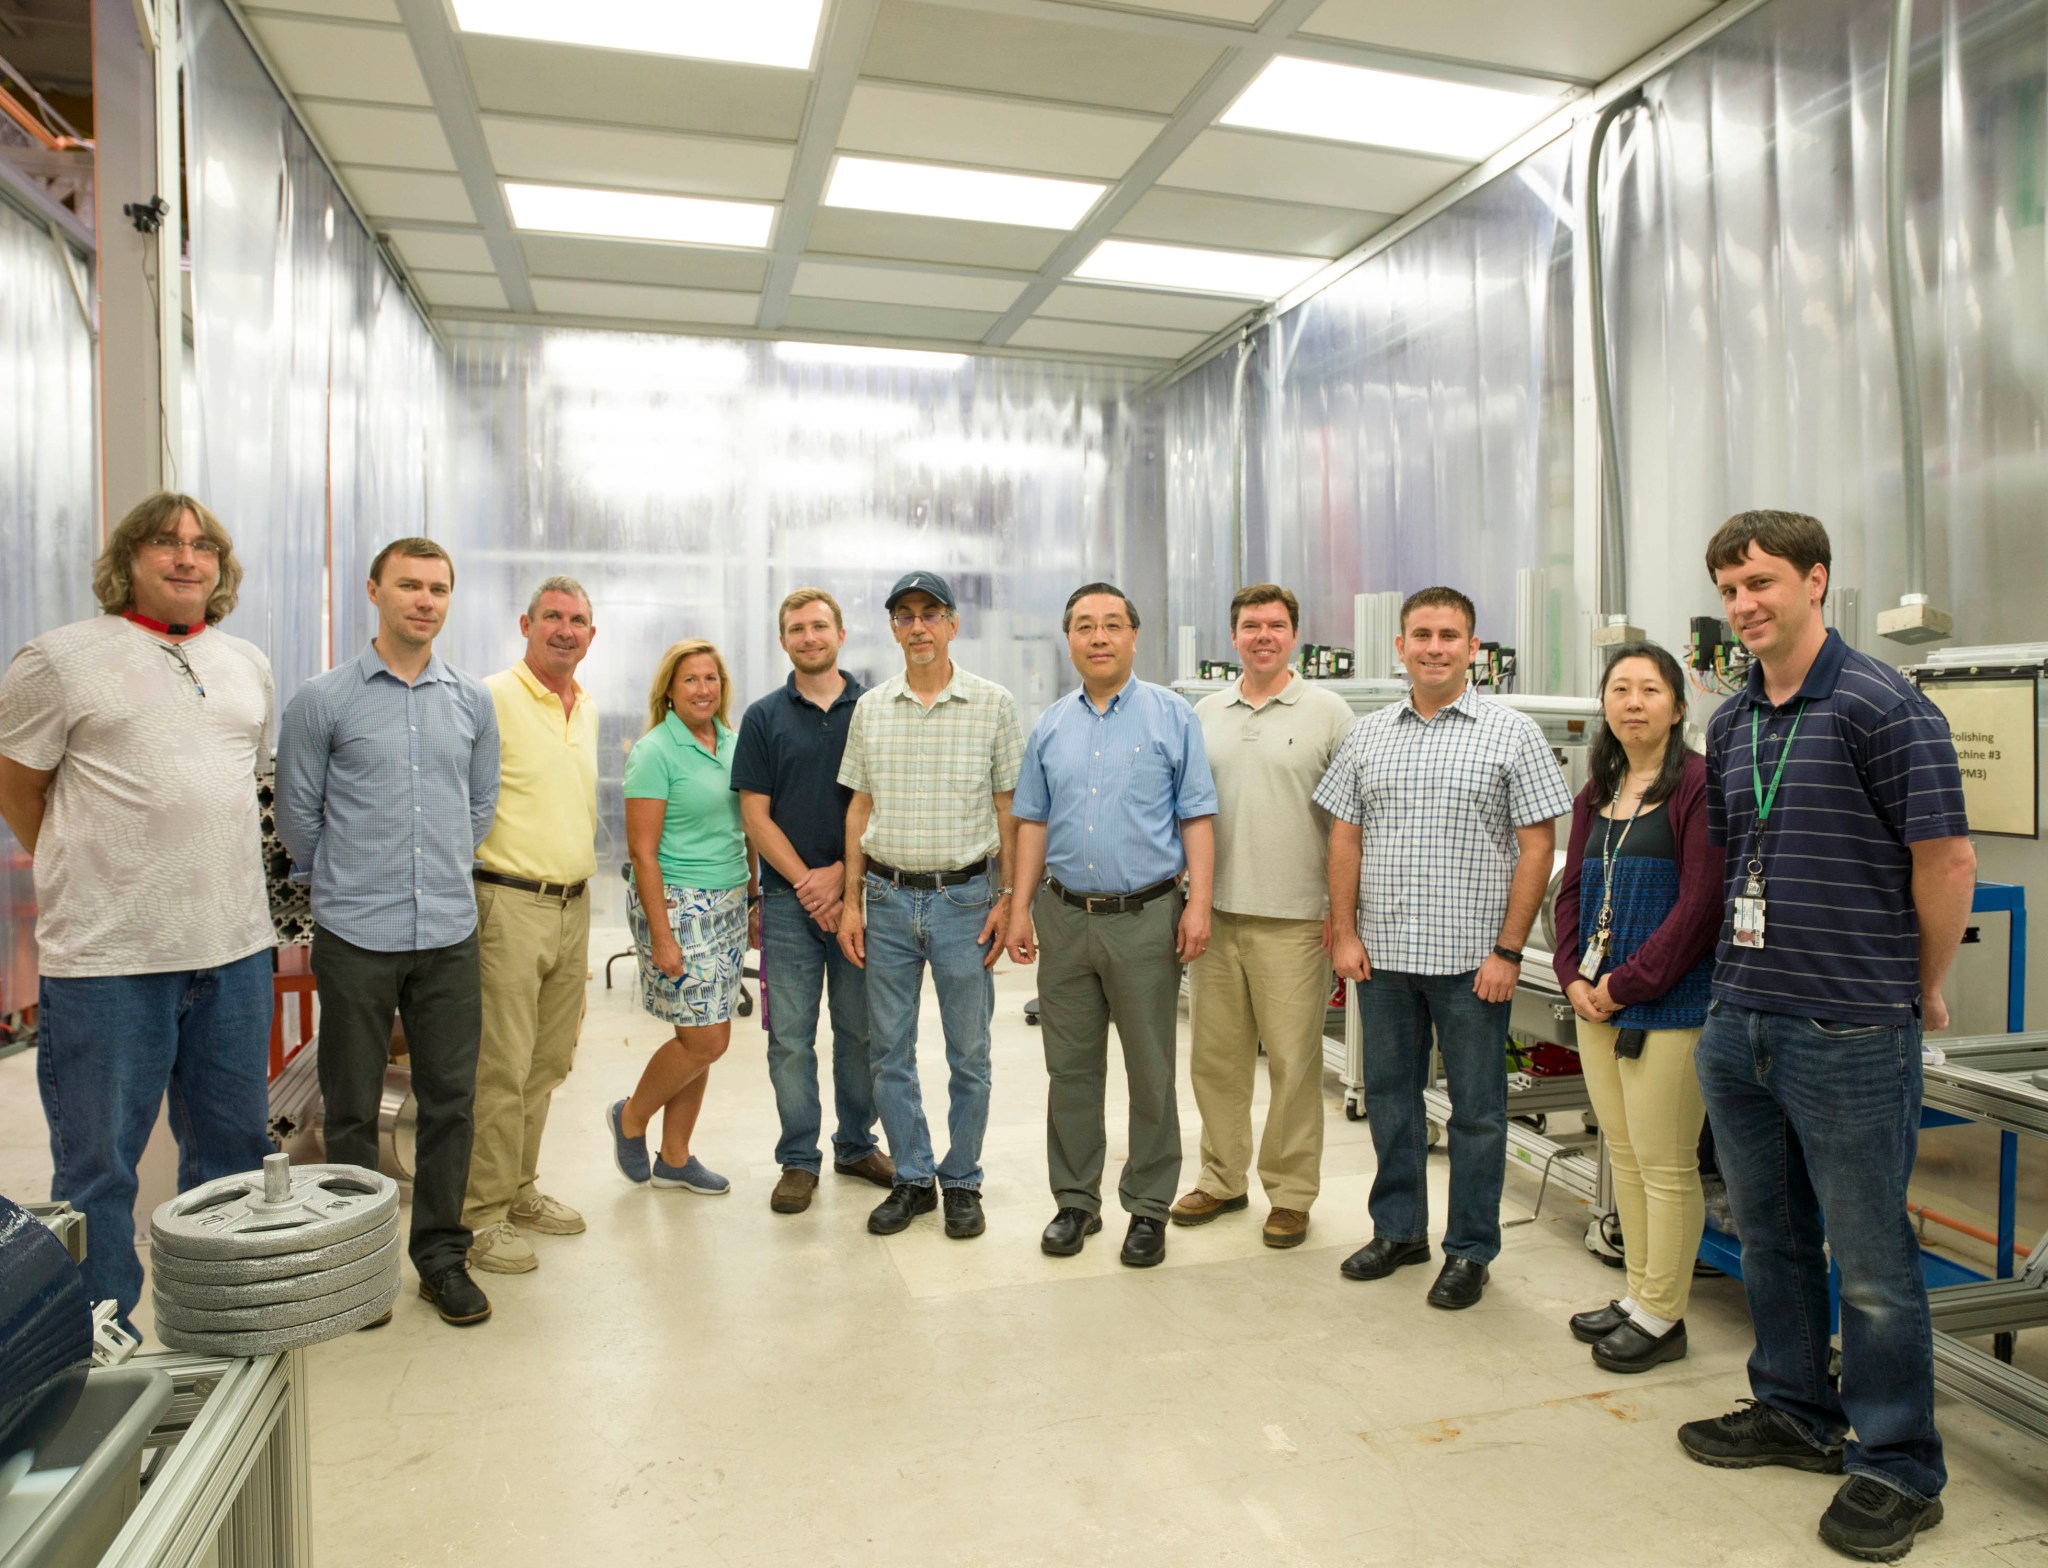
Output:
[1570,1300,1629,1344]
[1041,1206,1103,1256]
[1592,1318,1688,1373]
[942,1187,985,1239]
[1338,1237,1431,1281]
[1120,1216,1166,1268]
[418,1266,491,1326]
[1426,1256,1489,1310]
[868,1181,938,1235]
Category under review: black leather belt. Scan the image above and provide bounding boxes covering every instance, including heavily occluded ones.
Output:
[865,857,990,890]
[474,868,588,900]
[1046,875,1181,915]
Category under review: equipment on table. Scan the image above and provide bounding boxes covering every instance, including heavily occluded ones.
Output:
[150,1155,401,1354]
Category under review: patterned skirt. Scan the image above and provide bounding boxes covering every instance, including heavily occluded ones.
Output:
[627,881,746,1027]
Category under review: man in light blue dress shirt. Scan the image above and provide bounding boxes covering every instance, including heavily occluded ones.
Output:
[276,538,500,1328]
[1005,583,1216,1268]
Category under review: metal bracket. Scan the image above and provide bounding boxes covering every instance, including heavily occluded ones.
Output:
[92,1300,141,1367]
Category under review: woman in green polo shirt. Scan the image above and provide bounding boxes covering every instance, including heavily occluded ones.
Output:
[606,637,758,1197]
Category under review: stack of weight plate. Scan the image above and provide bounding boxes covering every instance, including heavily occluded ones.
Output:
[150,1155,401,1355]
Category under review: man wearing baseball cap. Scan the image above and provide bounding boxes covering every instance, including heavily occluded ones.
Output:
[836,572,1024,1240]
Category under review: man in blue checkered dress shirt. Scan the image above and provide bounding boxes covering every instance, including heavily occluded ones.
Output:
[1313,586,1572,1311]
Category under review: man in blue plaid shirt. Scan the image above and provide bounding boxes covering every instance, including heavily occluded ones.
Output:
[1313,586,1572,1310]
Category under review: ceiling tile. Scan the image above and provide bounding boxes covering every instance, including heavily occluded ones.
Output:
[1091,0,1269,19]
[1163,129,1463,211]
[862,1,1221,115]
[244,15,430,106]
[386,228,495,273]
[1038,284,1251,333]
[1299,0,1721,82]
[837,82,1161,181]
[1010,318,1205,360]
[528,279,761,325]
[792,261,1024,312]
[480,118,793,201]
[1116,187,1392,257]
[781,298,1001,342]
[241,0,400,21]
[805,209,1062,271]
[341,168,476,223]
[410,269,507,309]
[463,35,811,140]
[297,102,454,172]
[519,236,771,291]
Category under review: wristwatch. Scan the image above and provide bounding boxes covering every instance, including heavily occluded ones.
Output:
[995,885,1014,899]
[1493,943,1524,964]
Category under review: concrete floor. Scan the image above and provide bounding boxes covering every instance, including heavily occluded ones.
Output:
[5,940,2048,1566]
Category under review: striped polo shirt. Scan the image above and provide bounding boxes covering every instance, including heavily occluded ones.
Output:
[1704,629,1968,1024]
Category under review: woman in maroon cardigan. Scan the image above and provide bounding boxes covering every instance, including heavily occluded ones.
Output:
[1552,642,1724,1373]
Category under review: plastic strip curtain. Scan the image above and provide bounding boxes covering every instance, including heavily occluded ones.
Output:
[432,326,1158,925]
[1164,139,1575,668]
[185,0,443,708]
[0,198,94,1015]
[1607,0,2048,649]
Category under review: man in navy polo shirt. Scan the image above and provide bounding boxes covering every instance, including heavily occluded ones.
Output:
[732,588,893,1216]
[1677,511,1975,1563]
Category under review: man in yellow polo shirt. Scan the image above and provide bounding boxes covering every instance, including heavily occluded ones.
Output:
[463,577,600,1273]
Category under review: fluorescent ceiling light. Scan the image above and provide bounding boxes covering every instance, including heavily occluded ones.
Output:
[823,157,1105,231]
[1072,240,1322,299]
[451,0,824,70]
[505,182,774,249]
[772,341,968,370]
[1220,57,1564,162]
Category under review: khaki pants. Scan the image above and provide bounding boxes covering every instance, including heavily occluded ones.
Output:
[1577,1020,1706,1322]
[462,881,591,1230]
[1188,912,1330,1212]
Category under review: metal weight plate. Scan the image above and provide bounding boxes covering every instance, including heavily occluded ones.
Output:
[150,1211,398,1287]
[153,1265,398,1335]
[150,1232,401,1311]
[154,1281,401,1356]
[151,1159,398,1262]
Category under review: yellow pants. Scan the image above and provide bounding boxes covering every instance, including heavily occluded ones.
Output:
[1576,1020,1706,1322]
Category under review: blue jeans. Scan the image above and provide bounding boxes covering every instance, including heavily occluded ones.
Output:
[1356,967,1509,1264]
[1696,1001,1944,1503]
[37,952,276,1332]
[861,869,996,1190]
[762,890,880,1173]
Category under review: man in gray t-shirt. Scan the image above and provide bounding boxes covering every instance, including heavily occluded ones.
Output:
[0,493,278,1332]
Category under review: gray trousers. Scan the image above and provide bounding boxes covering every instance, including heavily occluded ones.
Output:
[1035,886,1184,1220]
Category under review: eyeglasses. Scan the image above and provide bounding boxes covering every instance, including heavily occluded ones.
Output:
[162,641,206,699]
[143,534,221,558]
[890,608,951,628]
[1069,620,1132,637]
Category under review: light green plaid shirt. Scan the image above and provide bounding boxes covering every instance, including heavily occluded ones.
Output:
[838,664,1025,872]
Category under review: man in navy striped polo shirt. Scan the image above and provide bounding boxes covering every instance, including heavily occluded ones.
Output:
[1675,511,1975,1563]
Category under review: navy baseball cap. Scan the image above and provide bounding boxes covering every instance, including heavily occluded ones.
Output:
[884,571,956,611]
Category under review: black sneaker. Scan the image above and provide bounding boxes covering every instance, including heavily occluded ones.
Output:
[418,1266,491,1327]
[1677,1400,1843,1472]
[942,1187,985,1239]
[1819,1476,1942,1562]
[867,1181,938,1235]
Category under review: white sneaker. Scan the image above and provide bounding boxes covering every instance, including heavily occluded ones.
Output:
[468,1219,538,1274]
[509,1192,586,1235]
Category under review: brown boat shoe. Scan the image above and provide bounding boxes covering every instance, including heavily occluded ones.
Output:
[1263,1208,1310,1248]
[1168,1189,1249,1226]
[832,1150,896,1189]
[771,1168,819,1214]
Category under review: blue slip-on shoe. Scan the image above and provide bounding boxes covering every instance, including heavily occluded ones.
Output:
[606,1100,651,1184]
[651,1155,730,1195]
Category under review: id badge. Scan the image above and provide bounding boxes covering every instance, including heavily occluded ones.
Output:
[1578,930,1608,980]
[1733,895,1766,949]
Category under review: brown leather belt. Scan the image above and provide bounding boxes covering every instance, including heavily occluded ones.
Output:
[474,868,588,900]
[865,857,990,890]
[1046,875,1181,915]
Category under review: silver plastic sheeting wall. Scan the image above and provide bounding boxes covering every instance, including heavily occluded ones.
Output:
[0,198,95,1015]
[186,0,445,706]
[1165,139,1575,670]
[432,325,1159,926]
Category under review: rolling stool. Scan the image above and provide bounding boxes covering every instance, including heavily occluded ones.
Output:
[605,863,757,1017]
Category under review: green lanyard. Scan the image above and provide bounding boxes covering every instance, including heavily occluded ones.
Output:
[1749,699,1808,824]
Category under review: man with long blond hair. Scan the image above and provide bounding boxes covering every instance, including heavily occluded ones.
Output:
[0,491,278,1333]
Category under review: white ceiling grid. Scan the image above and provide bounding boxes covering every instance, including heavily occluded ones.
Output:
[229,0,1723,366]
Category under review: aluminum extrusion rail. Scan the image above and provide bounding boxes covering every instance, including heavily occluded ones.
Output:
[1933,1332,2048,1445]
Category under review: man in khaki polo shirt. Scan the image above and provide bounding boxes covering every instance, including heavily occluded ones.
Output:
[464,576,599,1274]
[1172,584,1353,1248]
